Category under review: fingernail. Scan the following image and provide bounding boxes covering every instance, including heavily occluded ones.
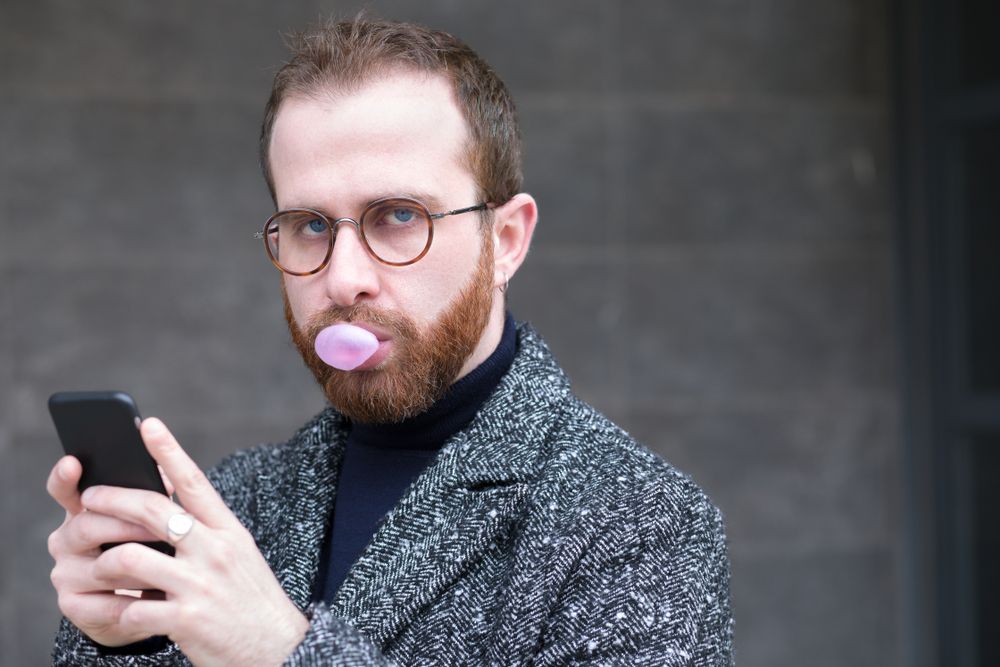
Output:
[144,417,166,434]
[80,487,94,503]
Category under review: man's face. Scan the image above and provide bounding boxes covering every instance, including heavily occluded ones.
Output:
[268,71,496,423]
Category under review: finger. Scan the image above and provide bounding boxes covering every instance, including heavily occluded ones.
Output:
[52,553,153,594]
[80,486,181,542]
[140,418,231,528]
[47,456,84,515]
[116,598,177,641]
[93,542,184,595]
[63,512,161,554]
[57,591,151,646]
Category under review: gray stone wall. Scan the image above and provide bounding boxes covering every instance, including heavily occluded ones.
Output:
[0,2,898,665]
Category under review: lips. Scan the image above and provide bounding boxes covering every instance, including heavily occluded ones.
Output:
[350,338,392,371]
[343,322,394,371]
[347,322,391,342]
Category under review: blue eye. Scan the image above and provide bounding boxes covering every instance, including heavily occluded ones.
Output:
[307,218,326,233]
[392,208,415,223]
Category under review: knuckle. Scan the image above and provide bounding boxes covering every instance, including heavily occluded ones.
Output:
[140,494,166,525]
[175,599,203,629]
[90,555,110,581]
[115,543,144,571]
[47,530,63,559]
[49,565,65,590]
[46,462,69,498]
[207,539,235,569]
[58,592,81,619]
[118,599,142,628]
[75,518,98,548]
[98,543,136,579]
[176,467,210,495]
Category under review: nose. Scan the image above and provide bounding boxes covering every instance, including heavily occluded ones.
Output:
[321,218,380,307]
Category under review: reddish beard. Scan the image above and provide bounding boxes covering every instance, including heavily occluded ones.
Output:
[283,238,495,424]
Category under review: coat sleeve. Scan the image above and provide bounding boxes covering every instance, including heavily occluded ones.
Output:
[52,617,187,666]
[534,478,735,666]
[278,603,396,666]
[50,441,401,667]
[51,602,402,667]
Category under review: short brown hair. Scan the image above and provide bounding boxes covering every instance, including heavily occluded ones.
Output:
[259,19,523,208]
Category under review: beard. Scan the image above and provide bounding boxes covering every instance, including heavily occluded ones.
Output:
[283,236,495,424]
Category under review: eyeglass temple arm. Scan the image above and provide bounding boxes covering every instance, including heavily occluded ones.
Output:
[429,203,491,219]
[253,227,281,239]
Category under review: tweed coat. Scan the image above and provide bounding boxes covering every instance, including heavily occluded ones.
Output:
[53,323,734,666]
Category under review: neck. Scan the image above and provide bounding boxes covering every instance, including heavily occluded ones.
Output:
[452,296,507,383]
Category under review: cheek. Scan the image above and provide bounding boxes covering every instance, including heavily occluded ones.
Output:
[406,239,483,320]
[282,276,316,326]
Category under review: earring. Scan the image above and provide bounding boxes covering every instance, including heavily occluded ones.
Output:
[499,271,509,293]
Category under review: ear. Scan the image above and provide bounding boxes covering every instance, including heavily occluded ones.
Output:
[490,193,537,290]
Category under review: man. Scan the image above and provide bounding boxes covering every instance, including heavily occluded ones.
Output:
[47,19,734,666]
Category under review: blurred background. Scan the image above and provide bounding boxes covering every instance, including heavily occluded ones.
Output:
[1,1,997,665]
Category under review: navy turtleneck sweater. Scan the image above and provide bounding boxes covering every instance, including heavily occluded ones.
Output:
[314,314,517,602]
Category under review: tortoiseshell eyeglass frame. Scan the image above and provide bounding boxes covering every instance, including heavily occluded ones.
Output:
[254,196,491,276]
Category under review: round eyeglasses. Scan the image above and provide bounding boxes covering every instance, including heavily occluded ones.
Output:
[255,197,489,276]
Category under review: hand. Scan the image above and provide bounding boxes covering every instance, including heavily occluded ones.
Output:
[47,455,166,646]
[48,418,309,666]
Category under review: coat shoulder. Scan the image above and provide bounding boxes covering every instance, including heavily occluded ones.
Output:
[525,395,734,664]
[541,395,724,543]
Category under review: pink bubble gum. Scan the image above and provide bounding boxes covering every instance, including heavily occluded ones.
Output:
[314,324,379,371]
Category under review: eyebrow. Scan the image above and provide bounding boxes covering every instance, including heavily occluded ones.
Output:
[281,191,448,215]
[391,191,446,211]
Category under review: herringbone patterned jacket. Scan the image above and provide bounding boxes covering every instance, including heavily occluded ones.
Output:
[53,323,734,665]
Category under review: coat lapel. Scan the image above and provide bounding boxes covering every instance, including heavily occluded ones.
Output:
[258,411,348,610]
[330,427,536,647]
[332,323,572,648]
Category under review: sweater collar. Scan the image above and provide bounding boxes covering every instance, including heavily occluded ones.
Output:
[348,313,517,451]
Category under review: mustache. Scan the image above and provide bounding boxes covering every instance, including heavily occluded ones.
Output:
[301,302,417,341]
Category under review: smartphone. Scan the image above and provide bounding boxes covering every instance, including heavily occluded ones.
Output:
[48,391,174,555]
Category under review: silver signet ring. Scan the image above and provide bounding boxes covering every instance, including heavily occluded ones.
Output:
[166,512,195,544]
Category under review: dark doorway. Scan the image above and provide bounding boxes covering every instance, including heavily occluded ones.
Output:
[895,0,1000,665]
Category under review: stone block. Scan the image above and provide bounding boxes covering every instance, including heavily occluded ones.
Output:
[615,0,886,97]
[510,255,626,415]
[731,548,897,667]
[354,0,611,93]
[626,401,899,554]
[518,104,611,250]
[617,107,889,244]
[0,1,319,97]
[0,427,12,601]
[5,433,65,664]
[9,263,321,444]
[5,98,272,272]
[0,592,15,665]
[621,248,896,401]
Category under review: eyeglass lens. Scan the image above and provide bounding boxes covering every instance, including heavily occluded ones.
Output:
[265,199,432,273]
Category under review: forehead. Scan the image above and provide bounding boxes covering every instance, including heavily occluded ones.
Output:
[268,71,474,208]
